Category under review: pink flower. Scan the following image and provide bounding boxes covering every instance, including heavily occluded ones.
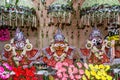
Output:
[55,78,59,80]
[73,67,78,74]
[79,69,84,75]
[55,62,63,69]
[3,63,12,71]
[77,62,82,68]
[57,72,63,78]
[69,64,74,68]
[70,74,74,79]
[75,75,82,79]
[0,66,4,73]
[68,67,73,74]
[84,63,89,69]
[0,72,10,79]
[62,77,67,80]
[62,62,68,67]
[63,72,68,78]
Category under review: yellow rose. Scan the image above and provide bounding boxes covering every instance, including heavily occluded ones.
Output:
[96,75,101,79]
[95,65,99,69]
[82,75,87,80]
[85,70,90,78]
[90,70,96,76]
[99,64,105,69]
[105,65,110,71]
[97,71,102,76]
[106,75,112,80]
[101,76,106,80]
[89,64,94,69]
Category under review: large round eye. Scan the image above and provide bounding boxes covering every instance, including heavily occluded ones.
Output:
[60,44,65,47]
[98,39,102,43]
[92,39,96,44]
[54,44,59,47]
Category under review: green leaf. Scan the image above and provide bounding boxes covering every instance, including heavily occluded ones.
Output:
[15,0,19,5]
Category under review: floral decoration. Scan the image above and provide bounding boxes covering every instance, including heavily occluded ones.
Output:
[0,28,10,41]
[55,61,85,80]
[13,66,38,80]
[0,62,12,79]
[82,64,112,80]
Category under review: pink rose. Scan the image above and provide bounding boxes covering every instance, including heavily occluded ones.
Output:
[75,75,82,79]
[62,62,68,67]
[70,74,74,79]
[73,67,78,74]
[77,62,82,68]
[79,69,84,75]
[62,77,67,80]
[68,67,73,74]
[60,67,67,72]
[55,62,63,69]
[63,72,68,78]
[57,72,63,78]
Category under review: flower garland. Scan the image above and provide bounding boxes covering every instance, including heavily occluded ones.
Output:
[0,63,12,79]
[0,28,10,41]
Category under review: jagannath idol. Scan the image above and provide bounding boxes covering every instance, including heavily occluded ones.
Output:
[80,28,115,64]
[2,28,40,67]
[42,29,75,67]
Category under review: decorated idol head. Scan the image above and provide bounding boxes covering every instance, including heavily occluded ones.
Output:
[13,28,26,50]
[51,29,68,56]
[86,28,103,49]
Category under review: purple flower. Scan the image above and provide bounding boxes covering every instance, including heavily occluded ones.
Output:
[3,63,12,71]
[0,72,10,79]
[0,66,4,73]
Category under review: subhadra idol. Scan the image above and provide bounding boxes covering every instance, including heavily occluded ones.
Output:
[3,28,40,67]
[42,29,75,67]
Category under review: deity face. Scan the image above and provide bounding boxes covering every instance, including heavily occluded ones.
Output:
[14,40,25,50]
[91,37,102,49]
[53,41,67,56]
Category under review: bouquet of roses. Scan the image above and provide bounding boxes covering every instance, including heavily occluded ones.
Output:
[0,62,12,80]
[82,64,112,80]
[13,66,38,80]
[55,61,85,80]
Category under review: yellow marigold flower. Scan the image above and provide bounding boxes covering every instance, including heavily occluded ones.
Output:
[90,70,96,76]
[89,64,94,69]
[82,75,87,80]
[99,64,105,69]
[85,70,90,78]
[105,65,110,71]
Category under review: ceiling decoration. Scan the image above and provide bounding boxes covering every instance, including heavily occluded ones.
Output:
[0,0,37,28]
[80,0,120,26]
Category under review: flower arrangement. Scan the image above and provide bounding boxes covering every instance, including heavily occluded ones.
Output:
[55,61,85,80]
[0,62,12,79]
[13,66,38,80]
[0,28,10,41]
[82,64,112,80]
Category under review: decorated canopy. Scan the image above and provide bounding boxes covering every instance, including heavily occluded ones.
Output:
[80,0,120,26]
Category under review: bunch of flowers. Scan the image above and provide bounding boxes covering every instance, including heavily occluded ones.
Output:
[82,64,112,80]
[0,62,12,79]
[55,61,85,80]
[13,66,38,80]
[0,28,10,41]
